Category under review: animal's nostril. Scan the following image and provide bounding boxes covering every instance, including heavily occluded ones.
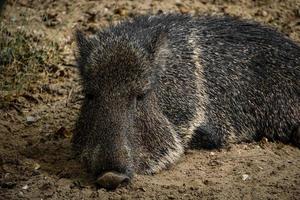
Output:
[96,171,130,190]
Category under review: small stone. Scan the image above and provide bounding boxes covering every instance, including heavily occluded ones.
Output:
[176,3,189,14]
[18,191,24,197]
[138,187,146,192]
[4,173,10,179]
[26,116,36,124]
[242,174,249,181]
[255,10,268,17]
[262,10,268,17]
[22,184,29,190]
[34,163,41,170]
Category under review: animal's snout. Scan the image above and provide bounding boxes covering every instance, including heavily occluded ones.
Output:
[96,171,130,190]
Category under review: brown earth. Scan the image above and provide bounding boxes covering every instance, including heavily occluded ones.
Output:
[0,0,300,199]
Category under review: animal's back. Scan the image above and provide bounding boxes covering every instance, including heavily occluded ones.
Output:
[118,14,300,147]
[196,17,299,145]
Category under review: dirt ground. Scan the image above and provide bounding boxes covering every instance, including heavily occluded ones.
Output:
[0,0,300,199]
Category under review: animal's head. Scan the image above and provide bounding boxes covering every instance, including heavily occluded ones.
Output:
[72,30,182,190]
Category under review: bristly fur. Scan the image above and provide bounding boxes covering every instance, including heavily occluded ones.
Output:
[72,14,300,180]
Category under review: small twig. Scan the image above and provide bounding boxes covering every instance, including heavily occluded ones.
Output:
[62,63,77,68]
[66,86,74,107]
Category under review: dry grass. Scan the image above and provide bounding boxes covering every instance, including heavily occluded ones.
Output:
[0,22,60,109]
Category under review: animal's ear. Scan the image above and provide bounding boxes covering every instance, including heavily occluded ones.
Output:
[141,32,169,91]
[152,32,170,72]
[74,30,93,69]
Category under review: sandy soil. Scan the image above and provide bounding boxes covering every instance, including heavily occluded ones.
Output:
[0,0,300,199]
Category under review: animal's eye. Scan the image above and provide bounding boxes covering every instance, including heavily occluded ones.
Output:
[136,91,149,101]
[136,93,147,101]
[85,93,95,100]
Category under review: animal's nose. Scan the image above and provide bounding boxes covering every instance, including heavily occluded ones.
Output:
[96,171,130,190]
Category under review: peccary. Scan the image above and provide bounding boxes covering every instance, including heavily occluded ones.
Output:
[73,14,300,189]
